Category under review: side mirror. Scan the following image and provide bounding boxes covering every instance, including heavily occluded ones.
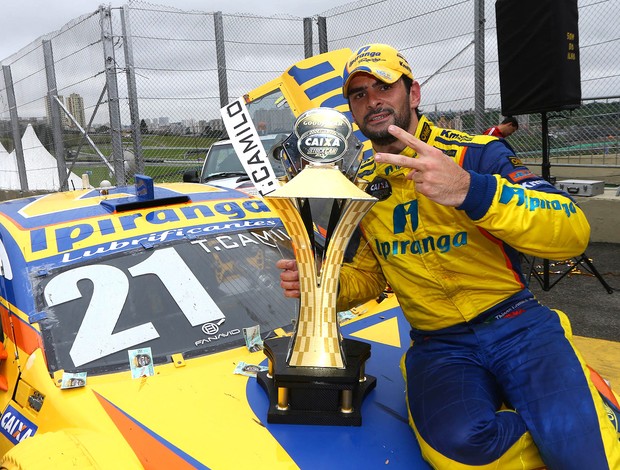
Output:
[183,169,200,183]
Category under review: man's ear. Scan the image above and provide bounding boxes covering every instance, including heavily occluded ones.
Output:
[410,81,421,110]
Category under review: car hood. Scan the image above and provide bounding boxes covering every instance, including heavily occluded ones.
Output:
[30,297,427,469]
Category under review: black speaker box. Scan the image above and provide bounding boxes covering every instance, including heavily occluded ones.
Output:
[495,0,581,116]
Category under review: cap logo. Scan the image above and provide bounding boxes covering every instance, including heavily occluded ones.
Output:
[398,58,412,73]
[373,69,392,80]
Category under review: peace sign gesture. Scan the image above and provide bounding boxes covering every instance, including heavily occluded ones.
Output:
[374,125,471,207]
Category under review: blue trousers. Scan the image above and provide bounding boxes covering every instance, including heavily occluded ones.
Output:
[405,291,619,469]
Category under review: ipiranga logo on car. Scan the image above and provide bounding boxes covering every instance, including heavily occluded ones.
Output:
[8,199,278,263]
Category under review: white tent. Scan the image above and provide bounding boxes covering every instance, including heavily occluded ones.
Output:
[0,141,20,190]
[0,124,83,191]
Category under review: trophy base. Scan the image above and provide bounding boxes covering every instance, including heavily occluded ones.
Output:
[256,337,377,426]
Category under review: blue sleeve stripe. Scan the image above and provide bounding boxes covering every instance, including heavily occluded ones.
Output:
[458,171,497,220]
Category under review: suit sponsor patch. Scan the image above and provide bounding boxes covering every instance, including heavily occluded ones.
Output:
[508,169,534,182]
[419,121,432,142]
[366,176,392,201]
[508,156,524,168]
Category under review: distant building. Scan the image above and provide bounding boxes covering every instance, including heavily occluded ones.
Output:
[207,118,224,132]
[168,122,184,135]
[66,93,86,129]
[182,118,198,134]
[45,94,69,128]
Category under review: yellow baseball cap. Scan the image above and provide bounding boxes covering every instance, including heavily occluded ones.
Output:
[342,44,414,97]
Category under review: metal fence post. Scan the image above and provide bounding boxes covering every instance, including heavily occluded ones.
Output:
[214,12,229,108]
[121,5,144,175]
[100,5,126,185]
[2,65,28,191]
[43,40,69,190]
[304,18,313,58]
[474,0,485,133]
[317,17,328,54]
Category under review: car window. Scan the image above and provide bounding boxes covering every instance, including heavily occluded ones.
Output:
[201,136,287,183]
[34,227,294,375]
[202,144,245,180]
[245,88,296,135]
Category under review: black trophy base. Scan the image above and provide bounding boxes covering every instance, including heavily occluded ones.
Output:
[256,336,376,426]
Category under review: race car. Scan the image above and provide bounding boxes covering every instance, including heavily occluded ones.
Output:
[0,176,430,468]
[182,134,288,196]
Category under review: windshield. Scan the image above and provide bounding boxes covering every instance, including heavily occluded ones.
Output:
[200,88,296,184]
[201,143,246,182]
[35,227,295,375]
[201,135,288,183]
[244,89,296,135]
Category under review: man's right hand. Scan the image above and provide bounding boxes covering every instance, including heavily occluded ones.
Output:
[276,259,301,298]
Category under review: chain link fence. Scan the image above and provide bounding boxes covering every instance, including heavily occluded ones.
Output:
[1,0,618,192]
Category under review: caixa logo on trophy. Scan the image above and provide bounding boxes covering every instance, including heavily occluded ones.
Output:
[264,107,378,425]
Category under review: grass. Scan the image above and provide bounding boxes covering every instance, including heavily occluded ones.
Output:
[68,133,217,162]
[73,163,200,187]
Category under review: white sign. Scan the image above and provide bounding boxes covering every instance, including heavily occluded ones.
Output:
[220,99,280,197]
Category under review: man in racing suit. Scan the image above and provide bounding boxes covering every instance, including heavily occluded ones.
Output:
[277,44,620,469]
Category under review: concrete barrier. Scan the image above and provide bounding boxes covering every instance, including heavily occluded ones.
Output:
[574,188,620,243]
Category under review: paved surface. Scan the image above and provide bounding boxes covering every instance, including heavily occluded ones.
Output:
[522,242,620,342]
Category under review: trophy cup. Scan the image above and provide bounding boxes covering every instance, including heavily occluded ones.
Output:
[256,108,378,425]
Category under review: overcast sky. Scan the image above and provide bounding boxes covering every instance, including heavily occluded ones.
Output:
[1,0,355,60]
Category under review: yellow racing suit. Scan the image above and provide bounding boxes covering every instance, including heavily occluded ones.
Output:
[337,116,620,469]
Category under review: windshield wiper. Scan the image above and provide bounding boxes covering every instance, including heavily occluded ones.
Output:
[203,171,249,182]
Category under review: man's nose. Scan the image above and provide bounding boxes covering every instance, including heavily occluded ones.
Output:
[367,91,382,108]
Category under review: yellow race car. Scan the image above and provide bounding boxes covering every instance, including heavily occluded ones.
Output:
[0,177,426,468]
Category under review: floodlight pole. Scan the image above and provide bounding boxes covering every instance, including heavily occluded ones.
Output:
[303,18,313,58]
[2,65,28,191]
[214,12,229,108]
[43,40,69,191]
[100,5,126,185]
[121,5,145,175]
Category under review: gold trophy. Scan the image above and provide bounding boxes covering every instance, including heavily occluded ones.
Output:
[257,108,377,425]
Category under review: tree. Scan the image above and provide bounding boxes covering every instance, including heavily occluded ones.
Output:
[140,119,149,135]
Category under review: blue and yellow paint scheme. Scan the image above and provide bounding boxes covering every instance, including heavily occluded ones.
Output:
[0,180,431,468]
[245,48,375,163]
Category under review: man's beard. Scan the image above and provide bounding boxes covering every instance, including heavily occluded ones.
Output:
[359,106,412,146]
